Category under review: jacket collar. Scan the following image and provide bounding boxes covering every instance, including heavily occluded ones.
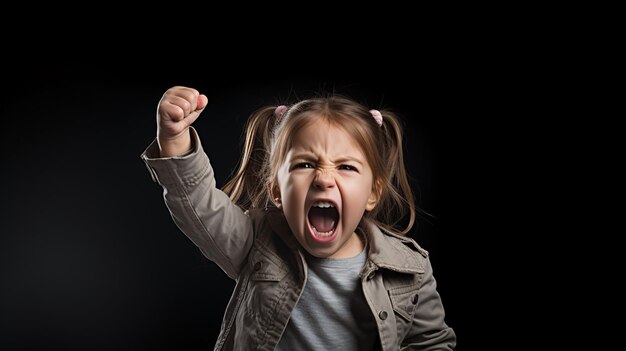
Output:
[264,208,426,274]
[362,220,426,275]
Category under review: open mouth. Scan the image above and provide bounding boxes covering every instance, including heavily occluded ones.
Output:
[307,201,339,241]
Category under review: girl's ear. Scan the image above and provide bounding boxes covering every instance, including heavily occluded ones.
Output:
[365,179,382,211]
[269,183,282,208]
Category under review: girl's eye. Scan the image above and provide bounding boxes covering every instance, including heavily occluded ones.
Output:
[294,162,314,169]
[338,165,358,172]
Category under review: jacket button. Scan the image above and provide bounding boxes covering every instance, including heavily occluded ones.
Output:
[367,272,375,280]
[412,294,419,304]
[378,311,388,320]
[254,262,262,271]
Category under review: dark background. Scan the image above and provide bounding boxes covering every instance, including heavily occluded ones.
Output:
[1,53,489,349]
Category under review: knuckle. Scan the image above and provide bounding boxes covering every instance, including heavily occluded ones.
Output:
[181,100,190,111]
[184,92,196,104]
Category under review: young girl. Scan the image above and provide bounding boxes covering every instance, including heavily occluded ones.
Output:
[141,86,456,350]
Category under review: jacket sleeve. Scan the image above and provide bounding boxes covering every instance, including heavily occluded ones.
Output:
[140,127,253,280]
[401,258,457,350]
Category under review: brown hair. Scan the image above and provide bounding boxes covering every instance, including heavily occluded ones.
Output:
[222,96,417,236]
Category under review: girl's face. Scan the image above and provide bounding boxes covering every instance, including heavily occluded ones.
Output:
[275,118,379,258]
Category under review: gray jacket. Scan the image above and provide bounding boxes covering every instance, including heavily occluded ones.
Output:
[141,127,456,350]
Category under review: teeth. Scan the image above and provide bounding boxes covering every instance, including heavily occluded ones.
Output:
[312,226,335,237]
[312,201,334,208]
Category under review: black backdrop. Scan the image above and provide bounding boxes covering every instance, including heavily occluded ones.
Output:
[1,56,485,350]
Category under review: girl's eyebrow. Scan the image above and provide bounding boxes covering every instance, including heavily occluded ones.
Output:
[290,152,316,161]
[335,156,364,166]
[290,153,364,166]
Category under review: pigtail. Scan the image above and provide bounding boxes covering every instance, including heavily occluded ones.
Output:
[369,111,417,236]
[222,106,279,210]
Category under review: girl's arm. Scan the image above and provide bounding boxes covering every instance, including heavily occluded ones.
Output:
[141,126,253,279]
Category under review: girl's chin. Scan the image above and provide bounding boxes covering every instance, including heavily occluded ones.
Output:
[302,232,344,258]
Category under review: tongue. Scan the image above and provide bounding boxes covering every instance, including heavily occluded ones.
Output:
[309,207,337,232]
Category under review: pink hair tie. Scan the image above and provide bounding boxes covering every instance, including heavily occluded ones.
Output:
[370,109,383,127]
[275,105,288,119]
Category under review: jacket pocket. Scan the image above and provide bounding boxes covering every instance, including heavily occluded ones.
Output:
[388,284,419,322]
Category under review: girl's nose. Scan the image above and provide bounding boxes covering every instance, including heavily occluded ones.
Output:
[313,170,336,189]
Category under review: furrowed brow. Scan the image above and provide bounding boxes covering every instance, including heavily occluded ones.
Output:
[335,156,364,166]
